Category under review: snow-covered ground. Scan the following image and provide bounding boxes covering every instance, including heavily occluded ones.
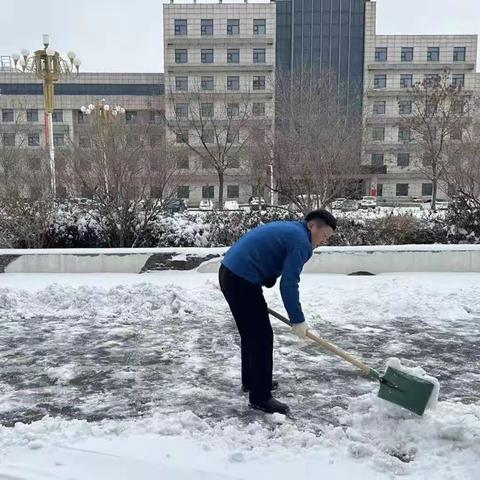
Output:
[0,271,479,479]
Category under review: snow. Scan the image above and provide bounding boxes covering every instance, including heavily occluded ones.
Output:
[0,271,479,479]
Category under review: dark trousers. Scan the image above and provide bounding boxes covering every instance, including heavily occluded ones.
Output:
[219,264,273,403]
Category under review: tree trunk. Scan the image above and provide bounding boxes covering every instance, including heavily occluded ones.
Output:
[218,170,224,210]
[432,178,438,212]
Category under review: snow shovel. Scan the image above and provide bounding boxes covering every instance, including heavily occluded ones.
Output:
[267,307,435,416]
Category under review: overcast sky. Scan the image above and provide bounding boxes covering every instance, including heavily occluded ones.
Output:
[2,0,479,72]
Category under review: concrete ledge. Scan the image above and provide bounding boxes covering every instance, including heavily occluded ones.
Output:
[1,245,479,274]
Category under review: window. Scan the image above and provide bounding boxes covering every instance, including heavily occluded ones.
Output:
[452,100,464,114]
[227,103,239,117]
[175,19,187,36]
[2,133,15,146]
[176,76,188,91]
[150,135,162,147]
[176,131,188,143]
[227,185,240,198]
[201,103,214,118]
[453,47,466,62]
[227,130,239,144]
[175,103,189,119]
[125,110,137,124]
[422,183,433,196]
[201,129,214,143]
[424,74,440,87]
[451,127,463,141]
[401,47,414,62]
[253,75,265,90]
[201,49,214,64]
[375,47,387,62]
[373,101,386,115]
[372,127,385,141]
[202,158,212,169]
[374,74,386,89]
[227,156,240,168]
[175,49,188,64]
[177,186,190,198]
[227,76,240,91]
[150,110,164,124]
[400,74,413,88]
[227,19,240,35]
[227,48,240,64]
[53,134,64,147]
[371,153,384,166]
[452,74,465,88]
[28,133,40,147]
[79,136,90,148]
[26,109,38,122]
[399,100,412,115]
[77,110,88,124]
[252,102,265,116]
[126,134,140,147]
[422,152,433,167]
[2,109,14,122]
[176,154,189,169]
[397,153,410,167]
[201,19,213,36]
[426,101,437,115]
[253,19,266,35]
[253,48,266,63]
[396,184,409,197]
[377,184,383,197]
[427,47,440,62]
[150,185,163,197]
[202,186,214,199]
[201,76,214,91]
[398,127,412,142]
[52,109,63,122]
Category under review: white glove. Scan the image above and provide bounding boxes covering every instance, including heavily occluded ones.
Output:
[291,321,309,339]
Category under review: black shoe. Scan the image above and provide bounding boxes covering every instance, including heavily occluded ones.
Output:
[249,397,290,415]
[242,381,279,393]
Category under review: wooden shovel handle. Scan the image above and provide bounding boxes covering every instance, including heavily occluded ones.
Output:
[267,307,372,376]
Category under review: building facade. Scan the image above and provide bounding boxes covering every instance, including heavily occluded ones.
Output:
[362,0,479,202]
[163,0,276,206]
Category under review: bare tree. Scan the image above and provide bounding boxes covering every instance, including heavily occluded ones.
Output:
[400,69,473,210]
[167,83,261,210]
[273,69,363,214]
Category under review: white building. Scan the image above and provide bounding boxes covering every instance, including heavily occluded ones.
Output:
[163,0,276,206]
[362,0,479,203]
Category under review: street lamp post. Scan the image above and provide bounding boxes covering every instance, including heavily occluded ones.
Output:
[10,34,81,197]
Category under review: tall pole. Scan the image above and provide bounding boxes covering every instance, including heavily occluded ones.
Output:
[43,75,56,196]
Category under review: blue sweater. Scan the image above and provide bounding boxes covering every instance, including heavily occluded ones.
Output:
[222,221,313,324]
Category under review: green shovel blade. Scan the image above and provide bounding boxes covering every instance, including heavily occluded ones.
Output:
[377,366,435,416]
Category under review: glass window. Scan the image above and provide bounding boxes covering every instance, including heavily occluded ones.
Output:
[371,153,384,166]
[177,155,189,169]
[253,48,266,63]
[177,186,190,198]
[398,127,412,141]
[77,110,88,124]
[227,157,240,168]
[424,74,440,87]
[227,49,240,64]
[400,74,413,88]
[201,103,214,118]
[227,76,240,91]
[452,74,465,88]
[422,183,433,196]
[401,47,414,62]
[374,74,386,89]
[175,19,187,36]
[175,49,188,64]
[373,101,386,115]
[453,47,466,62]
[227,185,240,198]
[201,129,214,143]
[201,76,214,91]
[2,133,15,146]
[2,109,14,122]
[372,127,385,141]
[396,184,409,196]
[253,75,265,90]
[377,184,383,197]
[26,109,38,122]
[201,19,213,36]
[125,110,137,124]
[175,76,188,91]
[202,186,215,199]
[52,109,63,123]
[150,110,164,124]
[375,47,387,62]
[175,103,189,118]
[252,102,265,116]
[253,19,266,35]
[28,133,40,147]
[227,103,239,117]
[452,100,464,114]
[201,49,214,64]
[397,153,410,167]
[227,130,239,144]
[427,47,440,62]
[79,136,90,148]
[53,134,64,147]
[227,19,240,35]
[176,131,188,143]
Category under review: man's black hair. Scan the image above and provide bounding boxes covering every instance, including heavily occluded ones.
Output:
[304,209,337,231]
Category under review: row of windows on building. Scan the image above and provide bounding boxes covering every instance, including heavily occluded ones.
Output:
[1,109,64,123]
[373,73,465,89]
[173,73,266,92]
[173,127,264,145]
[169,185,244,200]
[174,48,268,65]
[174,18,267,37]
[0,132,65,147]
[173,101,265,118]
[370,152,448,171]
[375,183,433,197]
[374,46,467,63]
[370,125,464,143]
[372,99,465,116]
